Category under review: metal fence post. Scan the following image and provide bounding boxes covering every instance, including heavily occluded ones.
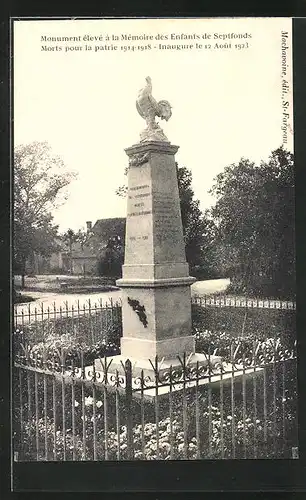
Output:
[125,359,134,460]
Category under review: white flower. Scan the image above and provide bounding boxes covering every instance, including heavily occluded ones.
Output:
[160,431,168,438]
[85,396,93,406]
[161,442,171,451]
[74,400,79,407]
[96,400,103,408]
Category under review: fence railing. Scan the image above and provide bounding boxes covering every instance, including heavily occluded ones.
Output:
[191,295,296,340]
[13,298,122,346]
[14,294,295,336]
[192,295,296,310]
[13,338,297,461]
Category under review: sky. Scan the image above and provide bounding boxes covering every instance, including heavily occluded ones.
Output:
[13,18,293,233]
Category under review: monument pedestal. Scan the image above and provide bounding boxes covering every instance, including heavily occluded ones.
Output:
[119,141,196,360]
[116,278,196,360]
[97,140,215,382]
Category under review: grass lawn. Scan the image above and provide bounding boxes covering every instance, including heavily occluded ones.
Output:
[14,275,119,297]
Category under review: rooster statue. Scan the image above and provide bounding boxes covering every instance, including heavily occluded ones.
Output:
[136,76,172,142]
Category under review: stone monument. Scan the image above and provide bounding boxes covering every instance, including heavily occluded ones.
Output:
[96,77,220,379]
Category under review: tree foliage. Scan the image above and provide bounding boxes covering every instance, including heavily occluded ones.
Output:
[62,229,77,273]
[97,235,124,278]
[14,141,76,285]
[209,147,295,298]
[177,166,217,277]
[61,228,89,274]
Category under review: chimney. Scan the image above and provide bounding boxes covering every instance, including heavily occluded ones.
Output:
[86,221,92,233]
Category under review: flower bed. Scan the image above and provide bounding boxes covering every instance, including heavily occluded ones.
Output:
[194,330,295,363]
[192,303,295,346]
[14,331,121,367]
[18,388,297,461]
[14,300,297,461]
[14,303,122,347]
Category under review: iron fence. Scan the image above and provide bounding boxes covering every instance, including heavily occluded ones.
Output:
[14,294,296,349]
[13,338,297,461]
[191,295,296,310]
[191,295,296,341]
[13,298,122,347]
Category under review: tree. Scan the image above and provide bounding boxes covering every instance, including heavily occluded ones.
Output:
[116,164,216,278]
[62,229,77,274]
[209,147,295,298]
[176,166,217,278]
[97,235,124,278]
[62,228,88,275]
[14,141,76,287]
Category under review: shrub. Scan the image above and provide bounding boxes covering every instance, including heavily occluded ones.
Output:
[13,291,35,304]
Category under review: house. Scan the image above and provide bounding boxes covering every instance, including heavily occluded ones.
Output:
[26,218,126,276]
[67,218,126,275]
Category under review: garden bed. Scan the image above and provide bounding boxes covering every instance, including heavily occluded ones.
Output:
[192,303,296,347]
[14,355,298,461]
[14,300,295,360]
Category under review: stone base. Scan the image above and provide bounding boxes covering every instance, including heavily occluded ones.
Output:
[91,355,263,400]
[116,275,196,287]
[120,335,195,360]
[94,351,222,381]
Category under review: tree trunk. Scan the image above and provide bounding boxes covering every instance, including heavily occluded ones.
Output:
[21,259,26,289]
[69,241,73,274]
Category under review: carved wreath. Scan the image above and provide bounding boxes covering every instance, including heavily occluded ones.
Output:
[129,152,150,167]
[127,297,148,328]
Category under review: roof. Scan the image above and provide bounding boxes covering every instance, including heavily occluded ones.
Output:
[92,218,126,239]
[70,218,126,259]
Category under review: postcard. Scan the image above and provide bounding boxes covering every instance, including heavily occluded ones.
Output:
[12,16,297,491]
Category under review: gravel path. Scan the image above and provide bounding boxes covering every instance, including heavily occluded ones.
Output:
[191,278,230,296]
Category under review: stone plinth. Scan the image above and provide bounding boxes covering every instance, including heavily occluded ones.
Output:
[116,141,196,363]
[94,351,222,388]
[92,358,263,401]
